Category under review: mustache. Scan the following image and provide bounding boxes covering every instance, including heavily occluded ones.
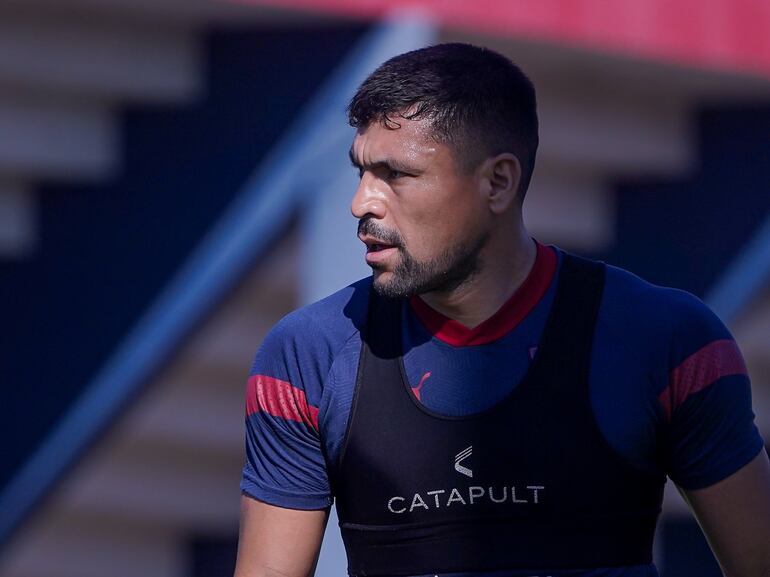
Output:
[357,218,404,247]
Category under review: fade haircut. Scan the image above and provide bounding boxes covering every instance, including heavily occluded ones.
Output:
[348,42,539,199]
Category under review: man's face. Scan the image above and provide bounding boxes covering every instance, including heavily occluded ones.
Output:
[350,116,490,298]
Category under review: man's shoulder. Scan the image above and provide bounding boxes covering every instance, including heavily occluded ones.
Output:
[287,276,370,335]
[604,261,727,327]
[598,259,732,361]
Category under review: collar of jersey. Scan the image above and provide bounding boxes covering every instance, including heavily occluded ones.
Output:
[409,242,558,347]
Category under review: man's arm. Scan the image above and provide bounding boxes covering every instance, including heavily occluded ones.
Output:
[234,495,329,577]
[683,449,770,577]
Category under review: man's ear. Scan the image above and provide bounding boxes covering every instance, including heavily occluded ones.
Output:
[480,153,522,214]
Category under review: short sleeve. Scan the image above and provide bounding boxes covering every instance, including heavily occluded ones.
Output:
[659,290,765,490]
[240,313,333,510]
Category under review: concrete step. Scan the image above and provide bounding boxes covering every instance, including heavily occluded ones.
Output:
[54,438,242,533]
[0,9,200,103]
[116,373,246,457]
[181,230,300,371]
[0,233,301,577]
[114,232,301,454]
[50,234,301,533]
[0,91,116,180]
[525,164,615,251]
[0,510,183,577]
[536,85,691,177]
[0,181,35,258]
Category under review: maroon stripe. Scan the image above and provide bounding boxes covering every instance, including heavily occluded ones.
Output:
[658,339,748,421]
[246,374,319,431]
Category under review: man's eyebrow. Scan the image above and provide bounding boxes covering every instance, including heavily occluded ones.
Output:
[348,149,415,173]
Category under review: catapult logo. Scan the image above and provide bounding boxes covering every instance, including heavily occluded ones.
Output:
[385,443,545,514]
[454,445,473,478]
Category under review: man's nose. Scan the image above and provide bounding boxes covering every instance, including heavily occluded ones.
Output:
[351,173,386,220]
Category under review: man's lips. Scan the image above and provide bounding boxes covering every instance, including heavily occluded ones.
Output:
[365,245,398,265]
[366,242,396,252]
[358,234,397,250]
[359,235,399,264]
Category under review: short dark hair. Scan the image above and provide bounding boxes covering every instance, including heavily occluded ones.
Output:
[348,42,539,198]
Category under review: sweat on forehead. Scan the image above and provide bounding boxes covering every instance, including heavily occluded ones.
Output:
[349,116,438,174]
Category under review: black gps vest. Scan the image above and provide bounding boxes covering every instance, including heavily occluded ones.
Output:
[332,255,666,576]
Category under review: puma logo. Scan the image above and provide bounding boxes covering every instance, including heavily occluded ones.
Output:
[412,371,431,401]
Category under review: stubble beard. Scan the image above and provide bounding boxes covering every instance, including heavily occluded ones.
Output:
[359,218,488,299]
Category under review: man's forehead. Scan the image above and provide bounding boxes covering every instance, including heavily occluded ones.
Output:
[350,117,437,162]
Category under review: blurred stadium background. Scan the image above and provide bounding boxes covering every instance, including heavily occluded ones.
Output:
[0,0,768,575]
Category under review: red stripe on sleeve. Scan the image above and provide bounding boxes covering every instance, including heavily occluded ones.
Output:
[658,339,748,422]
[246,375,319,431]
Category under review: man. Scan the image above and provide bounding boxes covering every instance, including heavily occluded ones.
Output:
[234,43,770,577]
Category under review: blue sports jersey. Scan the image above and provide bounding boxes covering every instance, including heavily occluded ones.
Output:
[241,243,764,576]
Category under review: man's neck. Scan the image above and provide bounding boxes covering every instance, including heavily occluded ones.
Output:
[418,233,537,329]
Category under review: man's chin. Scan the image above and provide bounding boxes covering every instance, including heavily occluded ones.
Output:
[371,269,391,290]
[371,270,411,299]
